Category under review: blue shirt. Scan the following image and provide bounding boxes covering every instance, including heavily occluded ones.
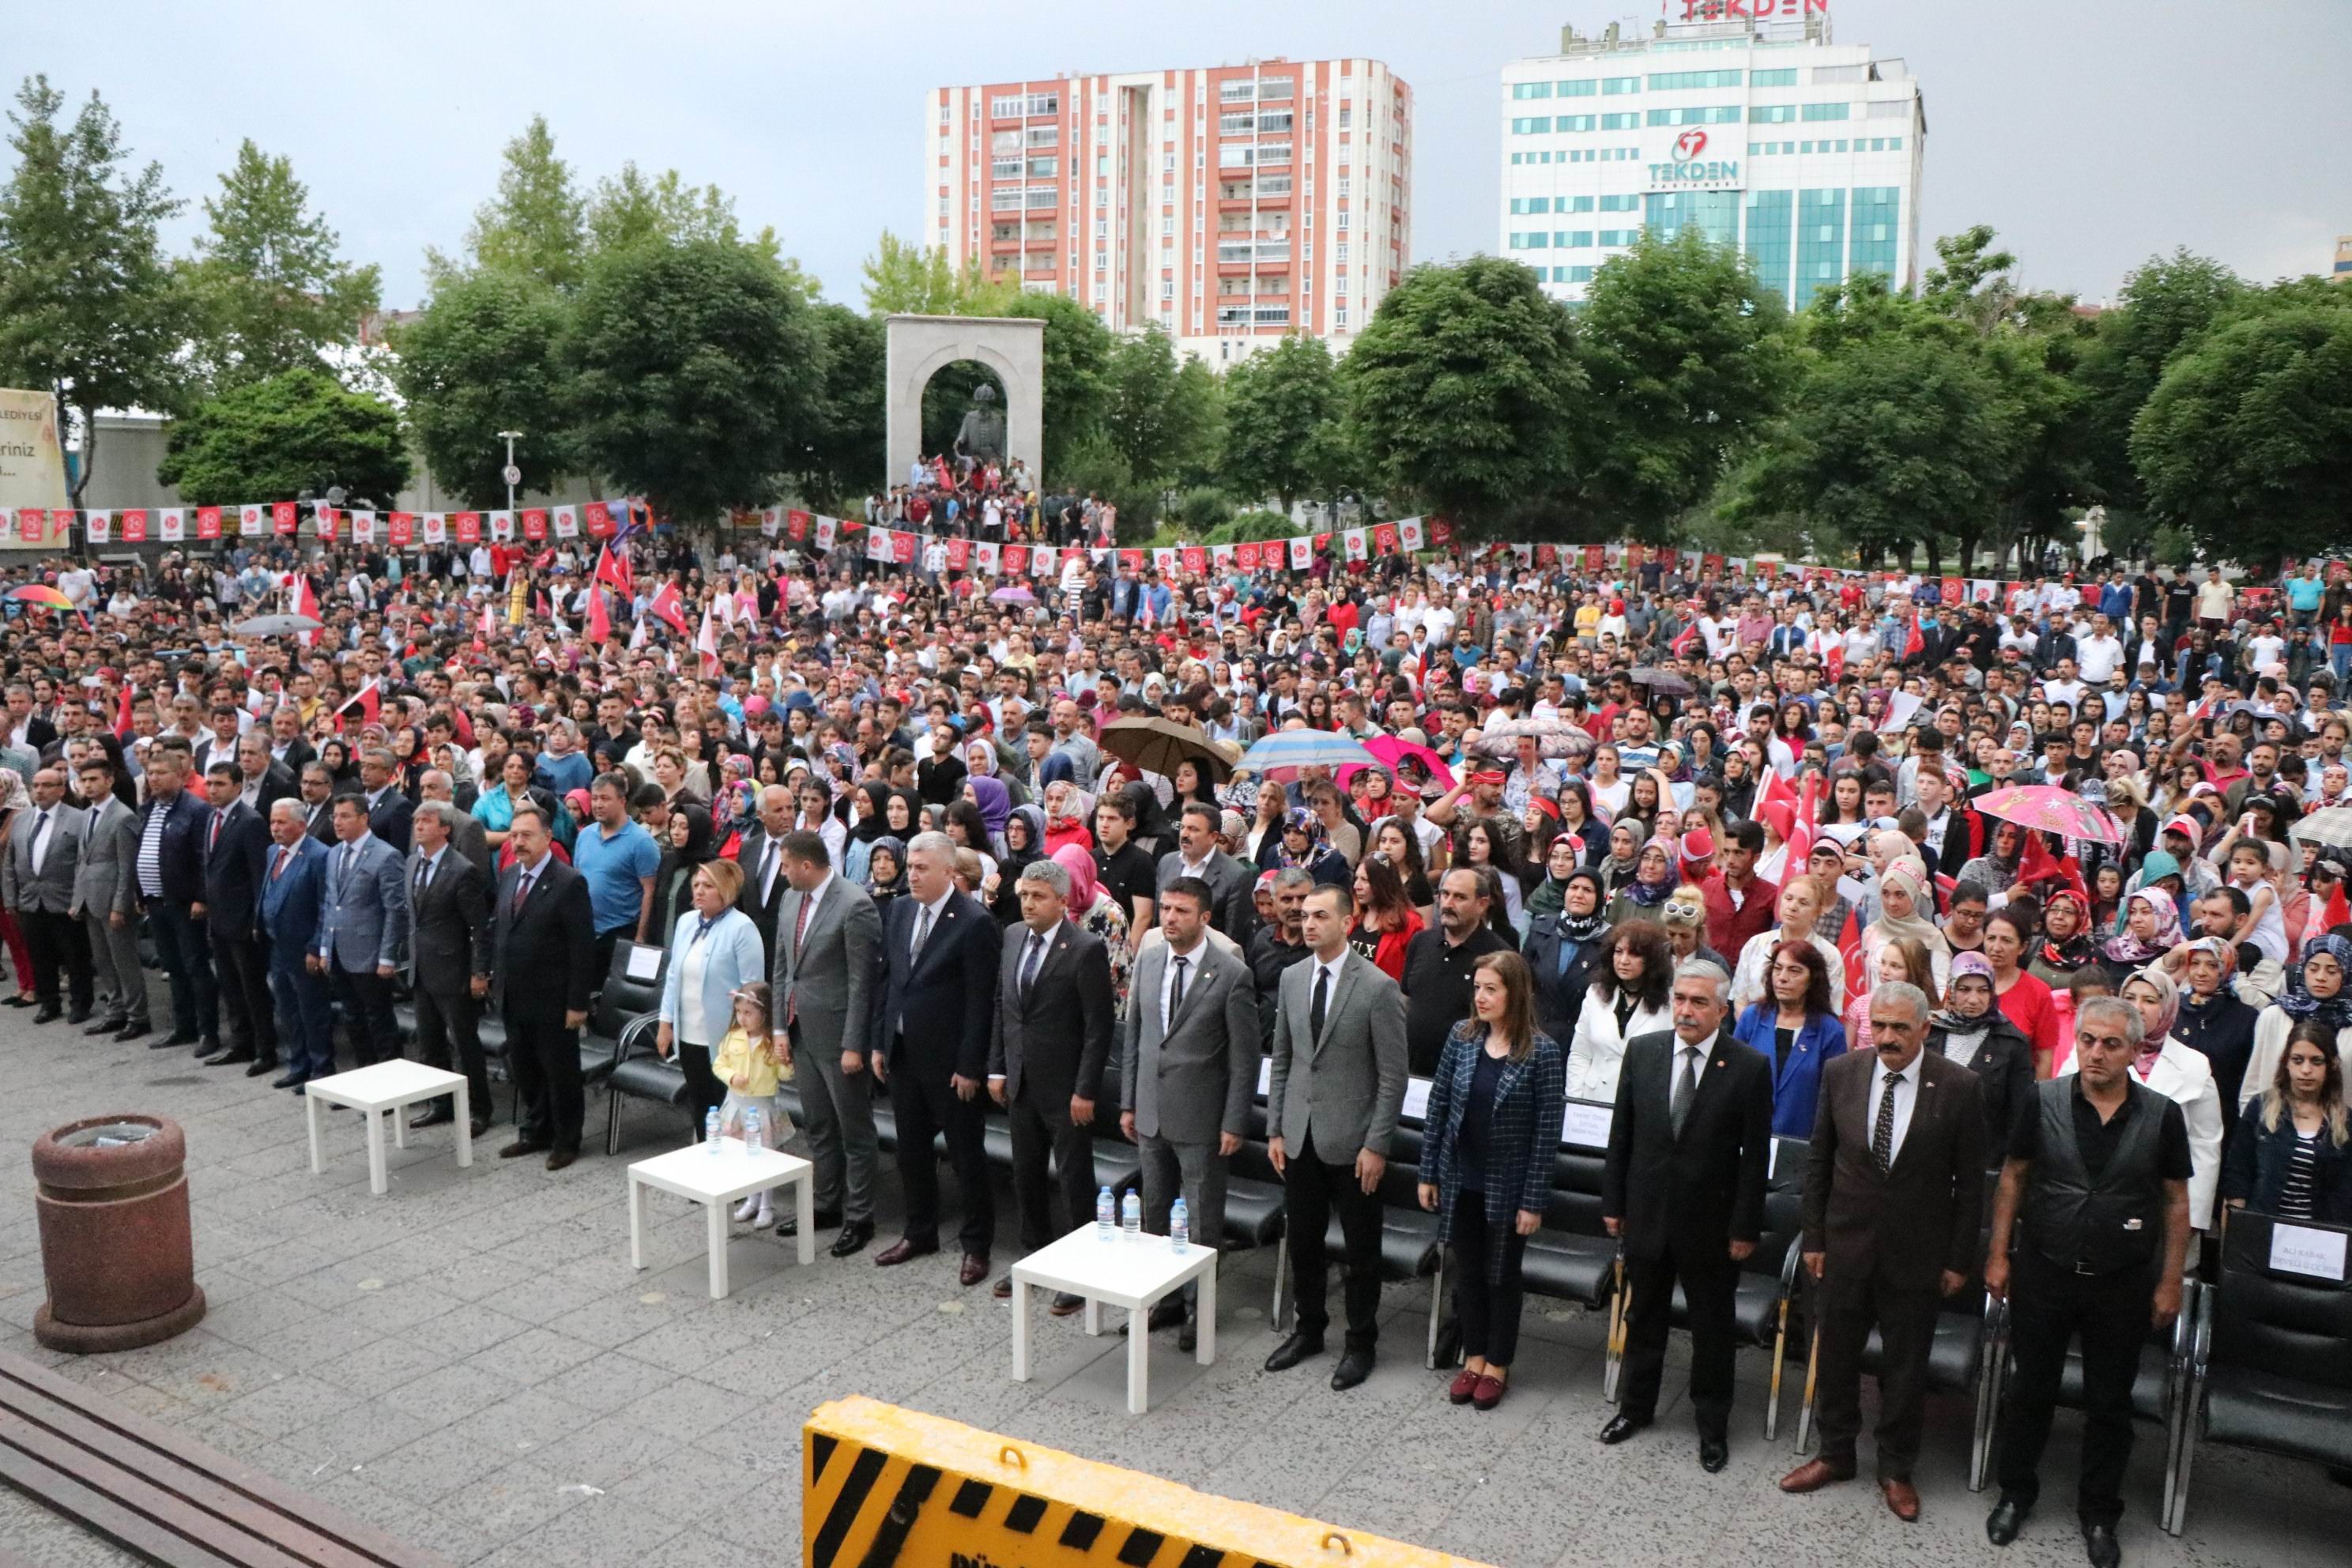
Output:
[534,750,592,800]
[571,818,661,935]
[2289,575,2324,612]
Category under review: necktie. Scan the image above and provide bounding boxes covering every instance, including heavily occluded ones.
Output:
[1670,1046,1701,1137]
[415,856,432,897]
[341,845,357,891]
[1872,1067,1902,1174]
[762,841,779,902]
[272,847,288,882]
[1169,954,1189,1021]
[29,811,48,874]
[792,888,815,956]
[1310,964,1329,1044]
[912,903,934,962]
[1020,931,1046,998]
[514,868,534,913]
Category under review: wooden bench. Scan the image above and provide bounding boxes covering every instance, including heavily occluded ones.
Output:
[0,1351,448,1567]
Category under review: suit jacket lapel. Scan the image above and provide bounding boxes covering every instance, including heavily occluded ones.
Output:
[1311,953,1359,1057]
[1020,927,1074,1016]
[1163,943,1221,1034]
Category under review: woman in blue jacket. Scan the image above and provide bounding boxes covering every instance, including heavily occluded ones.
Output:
[1417,951,1566,1412]
[2222,1018,2352,1223]
[1733,937,1846,1139]
[654,858,769,1140]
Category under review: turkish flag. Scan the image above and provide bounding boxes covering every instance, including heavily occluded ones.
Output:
[195,506,222,540]
[586,586,612,644]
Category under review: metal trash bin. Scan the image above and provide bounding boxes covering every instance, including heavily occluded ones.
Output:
[32,1114,205,1353]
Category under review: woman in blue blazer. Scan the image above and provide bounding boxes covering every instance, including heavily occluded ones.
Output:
[1732,937,1846,1140]
[656,858,769,1138]
[1418,950,1566,1412]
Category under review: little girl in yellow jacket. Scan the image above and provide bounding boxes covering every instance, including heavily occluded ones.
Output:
[714,983,795,1227]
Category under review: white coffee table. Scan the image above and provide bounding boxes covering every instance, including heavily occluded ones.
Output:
[304,1061,472,1196]
[627,1139,813,1298]
[1010,1226,1219,1415]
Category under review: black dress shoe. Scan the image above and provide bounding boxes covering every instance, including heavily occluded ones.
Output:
[498,1139,551,1159]
[1598,1412,1650,1446]
[1986,1496,2029,1547]
[270,1070,307,1089]
[1698,1436,1729,1473]
[1263,1332,1324,1373]
[1330,1351,1374,1391]
[2082,1523,2119,1568]
[1052,1292,1086,1317]
[992,1273,1015,1300]
[469,1119,491,1139]
[244,1059,276,1077]
[1178,1317,1197,1353]
[84,1018,123,1037]
[774,1206,842,1237]
[115,1021,152,1042]
[409,1104,455,1129]
[1146,1296,1185,1332]
[545,1150,576,1171]
[2,994,34,1008]
[160,1031,198,1046]
[31,1006,61,1024]
[828,1219,875,1257]
[66,1006,92,1025]
[205,1051,255,1067]
[192,1037,223,1058]
[873,1238,939,1267]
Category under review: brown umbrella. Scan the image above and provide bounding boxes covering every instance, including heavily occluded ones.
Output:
[1098,717,1232,783]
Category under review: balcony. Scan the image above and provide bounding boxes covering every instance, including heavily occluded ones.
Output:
[1216,240,1291,265]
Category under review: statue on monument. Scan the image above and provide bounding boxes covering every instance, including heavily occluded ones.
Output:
[953,383,1008,466]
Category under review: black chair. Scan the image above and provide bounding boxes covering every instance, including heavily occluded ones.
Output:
[2165,1212,2352,1535]
[1265,1125,1444,1361]
[602,1014,680,1154]
[1518,1122,1620,1319]
[581,940,665,1089]
[1976,1282,2198,1498]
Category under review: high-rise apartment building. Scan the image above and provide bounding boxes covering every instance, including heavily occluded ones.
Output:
[1499,7,1923,310]
[930,58,1412,362]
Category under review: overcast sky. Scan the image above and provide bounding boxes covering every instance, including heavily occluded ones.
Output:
[18,0,2351,313]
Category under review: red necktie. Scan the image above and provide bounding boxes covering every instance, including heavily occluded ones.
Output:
[209,816,221,853]
[271,847,288,880]
[786,893,816,1026]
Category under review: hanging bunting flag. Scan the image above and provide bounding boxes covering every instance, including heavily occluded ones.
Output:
[1287,535,1312,570]
[813,515,836,551]
[1234,541,1261,571]
[1033,545,1058,581]
[865,527,893,563]
[420,512,447,544]
[891,530,916,565]
[1211,543,1235,572]
[552,504,579,539]
[1343,529,1369,563]
[387,512,414,547]
[350,509,376,543]
[1001,541,1028,575]
[1396,516,1425,552]
[974,541,1001,574]
[1182,545,1207,575]
[945,537,971,571]
[489,510,515,541]
[785,509,812,543]
[453,511,481,544]
[85,510,111,545]
[195,506,221,540]
[519,508,545,541]
[311,508,335,542]
[1372,522,1400,556]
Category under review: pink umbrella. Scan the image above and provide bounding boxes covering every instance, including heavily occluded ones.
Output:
[1973,784,2128,846]
[1343,733,1455,792]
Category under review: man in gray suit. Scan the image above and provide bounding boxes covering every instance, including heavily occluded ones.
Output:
[1265,881,1409,1391]
[1120,874,1260,1351]
[311,794,409,1068]
[770,827,882,1257]
[4,767,92,1023]
[419,770,492,880]
[1155,801,1256,943]
[71,756,146,1038]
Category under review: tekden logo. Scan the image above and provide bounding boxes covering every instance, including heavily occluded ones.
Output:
[1651,126,1740,188]
[1672,128,1709,163]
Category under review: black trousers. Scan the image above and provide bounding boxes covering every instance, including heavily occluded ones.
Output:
[507,1006,584,1152]
[1620,1237,1740,1437]
[1451,1193,1530,1367]
[414,980,489,1121]
[888,1043,993,1256]
[21,909,92,1011]
[146,900,217,1041]
[678,1042,726,1139]
[209,925,276,1061]
[1995,1257,2155,1528]
[1008,1080,1094,1253]
[330,966,401,1066]
[1283,1131,1385,1353]
[1815,1268,1945,1479]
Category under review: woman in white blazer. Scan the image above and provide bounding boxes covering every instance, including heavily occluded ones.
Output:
[656,859,769,1138]
[1566,921,1675,1106]
[2066,967,2226,1235]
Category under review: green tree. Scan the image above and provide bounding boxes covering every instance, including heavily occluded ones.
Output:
[858,229,1010,316]
[993,290,1111,476]
[1340,257,1582,531]
[584,163,810,293]
[180,139,379,390]
[2075,249,2244,514]
[1573,227,1790,544]
[156,368,409,506]
[1222,334,1340,514]
[566,239,820,526]
[2132,296,2352,571]
[0,77,190,504]
[791,303,886,511]
[429,115,586,291]
[389,270,573,510]
[1101,326,1222,488]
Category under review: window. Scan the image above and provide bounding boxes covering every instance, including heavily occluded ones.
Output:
[992,129,1022,154]
[1511,82,1552,100]
[1868,100,1910,119]
[1555,230,1593,248]
[1257,78,1295,101]
[1750,104,1796,123]
[1337,212,1351,229]
[1795,187,1846,310]
[1811,64,1866,85]
[1751,68,1797,87]
[1562,265,1595,283]
[1802,102,1851,121]
[1510,116,1551,135]
[1598,229,1638,247]
[1849,185,1899,281]
[1647,106,1739,126]
[1600,112,1640,130]
[1556,114,1596,131]
[1027,157,1056,177]
[1509,196,1550,214]
[1602,76,1640,95]
[1742,187,1792,303]
[1648,70,1742,90]
[1336,243,1349,262]
[1562,194,1594,212]
[1510,232,1549,250]
[991,190,1022,211]
[1599,194,1639,212]
[1557,79,1597,96]
[1259,111,1293,134]
[991,158,1021,179]
[1219,112,1255,134]
[1027,125,1058,148]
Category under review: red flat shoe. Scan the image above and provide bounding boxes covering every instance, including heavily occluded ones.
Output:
[1448,1369,1480,1404]
[1472,1374,1507,1411]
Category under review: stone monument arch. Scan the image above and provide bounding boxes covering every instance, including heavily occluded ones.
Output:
[884,314,1046,483]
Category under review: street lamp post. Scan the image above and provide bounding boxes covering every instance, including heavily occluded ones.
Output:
[497,430,523,515]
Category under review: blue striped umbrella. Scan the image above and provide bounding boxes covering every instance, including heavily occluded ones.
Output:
[1232,729,1381,782]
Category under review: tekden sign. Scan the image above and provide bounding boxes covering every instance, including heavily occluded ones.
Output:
[1647,128,1742,191]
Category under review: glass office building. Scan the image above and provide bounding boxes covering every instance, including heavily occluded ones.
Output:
[1499,9,1924,308]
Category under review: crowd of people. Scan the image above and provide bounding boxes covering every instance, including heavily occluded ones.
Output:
[2,529,2350,1566]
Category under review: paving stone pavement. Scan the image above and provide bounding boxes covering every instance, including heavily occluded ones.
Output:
[0,1001,2340,1566]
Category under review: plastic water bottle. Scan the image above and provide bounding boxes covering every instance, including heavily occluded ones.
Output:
[1095,1186,1116,1242]
[1170,1198,1189,1254]
[704,1109,722,1152]
[1121,1191,1141,1240]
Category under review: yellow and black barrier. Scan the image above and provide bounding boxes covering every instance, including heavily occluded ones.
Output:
[805,1396,1493,1568]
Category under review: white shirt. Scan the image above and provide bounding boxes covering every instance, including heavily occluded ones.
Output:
[2076,633,2125,684]
[1159,933,1208,1032]
[793,865,830,930]
[1866,1053,1921,1163]
[909,888,952,959]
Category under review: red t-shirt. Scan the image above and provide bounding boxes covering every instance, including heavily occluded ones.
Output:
[1996,971,2064,1069]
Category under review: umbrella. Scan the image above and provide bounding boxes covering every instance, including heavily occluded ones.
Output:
[2290,807,2352,853]
[6,585,74,612]
[1628,666,1694,698]
[230,613,324,637]
[1472,714,1592,763]
[1098,717,1231,784]
[1362,733,1456,792]
[1231,729,1381,782]
[1973,783,2128,846]
[989,585,1036,605]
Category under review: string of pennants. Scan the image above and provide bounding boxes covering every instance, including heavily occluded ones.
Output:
[0,499,639,548]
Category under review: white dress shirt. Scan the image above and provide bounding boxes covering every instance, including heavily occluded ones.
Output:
[1159,933,1208,1032]
[1866,1053,1921,1164]
[909,888,952,959]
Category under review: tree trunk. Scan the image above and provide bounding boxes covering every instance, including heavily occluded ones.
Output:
[1924,536,1943,576]
[1954,530,1977,578]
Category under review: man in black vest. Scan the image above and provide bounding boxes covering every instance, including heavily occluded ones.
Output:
[1984,996,2192,1568]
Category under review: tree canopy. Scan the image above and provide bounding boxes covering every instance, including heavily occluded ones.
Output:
[389,269,573,510]
[180,139,379,391]
[155,368,408,506]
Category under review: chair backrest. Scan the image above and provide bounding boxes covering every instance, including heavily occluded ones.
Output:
[1747,1136,1809,1279]
[2211,1212,2352,1392]
[1548,1148,1611,1238]
[595,940,667,1035]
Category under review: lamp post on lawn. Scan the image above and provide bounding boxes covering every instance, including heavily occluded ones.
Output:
[498,431,523,516]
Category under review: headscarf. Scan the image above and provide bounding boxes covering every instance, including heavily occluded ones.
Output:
[0,771,28,813]
[2104,887,2183,966]
[1554,869,1608,945]
[668,802,718,866]
[1122,779,1173,846]
[1619,836,1682,910]
[1045,784,1095,834]
[2037,888,2099,972]
[968,775,1012,839]
[850,780,895,845]
[1001,805,1047,878]
[2277,932,2352,1027]
[1933,951,1998,1032]
[1275,807,1327,871]
[865,835,909,897]
[1870,862,1948,956]
[1527,844,1574,918]
[2122,964,2181,1070]
[1053,842,1102,915]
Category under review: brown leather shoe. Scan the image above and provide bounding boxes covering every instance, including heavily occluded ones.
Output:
[545,1150,576,1171]
[959,1253,989,1287]
[1778,1458,1856,1494]
[1881,1478,1921,1521]
[873,1238,938,1268]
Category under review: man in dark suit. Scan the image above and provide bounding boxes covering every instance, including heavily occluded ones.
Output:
[771,827,883,1254]
[358,747,413,853]
[4,767,91,1025]
[1155,801,1256,943]
[197,762,276,1072]
[733,784,793,960]
[419,769,492,879]
[1600,957,1773,1472]
[133,746,220,1052]
[1781,981,1987,1520]
[489,803,595,1169]
[407,800,492,1136]
[261,801,334,1087]
[873,830,1001,1285]
[232,732,298,818]
[298,763,338,843]
[988,857,1115,1307]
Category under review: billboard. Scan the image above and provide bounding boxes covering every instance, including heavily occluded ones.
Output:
[0,389,71,551]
